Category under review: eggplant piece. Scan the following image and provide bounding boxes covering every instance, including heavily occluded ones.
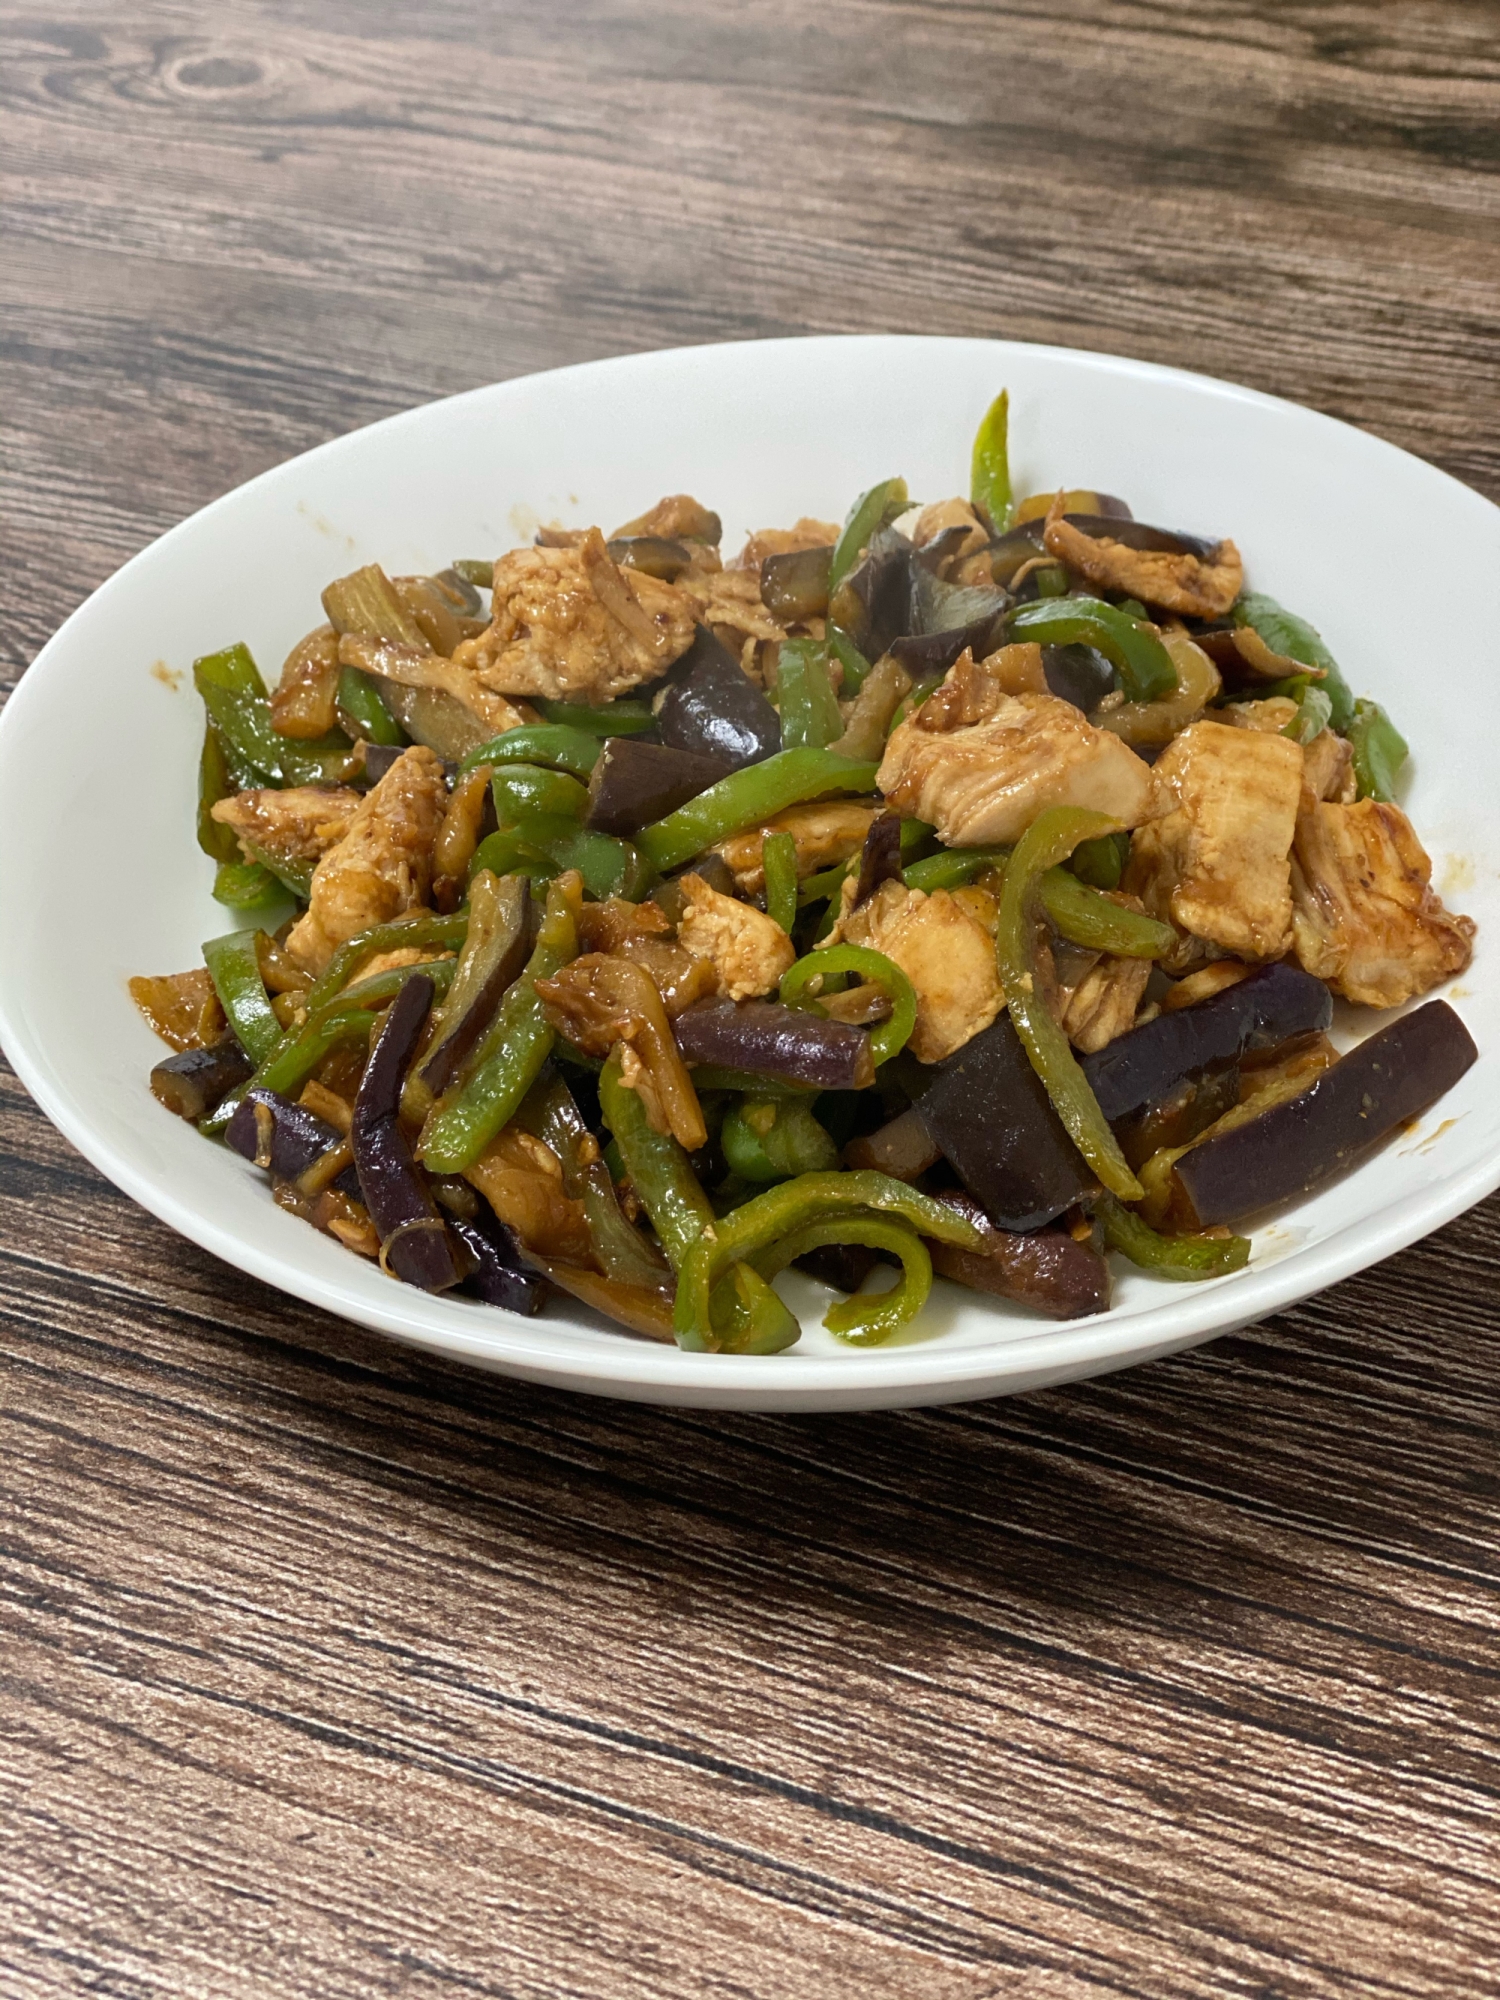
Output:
[761,545,832,622]
[655,625,782,770]
[150,1035,253,1121]
[843,1104,942,1180]
[827,528,914,662]
[913,524,974,574]
[522,1253,677,1342]
[916,1013,1096,1231]
[1115,1065,1241,1172]
[1058,515,1218,561]
[448,1211,550,1315]
[409,872,529,1108]
[674,998,876,1090]
[351,973,462,1292]
[887,569,1009,678]
[850,811,904,910]
[605,535,694,581]
[226,1087,357,1198]
[1042,643,1116,712]
[586,736,731,837]
[1081,962,1333,1125]
[368,676,490,761]
[1167,1000,1477,1229]
[889,617,1000,682]
[924,1192,1110,1320]
[361,742,408,785]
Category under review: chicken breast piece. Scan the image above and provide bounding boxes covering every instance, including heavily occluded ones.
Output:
[1290,798,1474,1007]
[910,498,989,559]
[211,786,361,866]
[453,528,696,703]
[1301,728,1356,806]
[1124,720,1302,962]
[1059,955,1152,1054]
[286,746,448,971]
[832,878,1003,1063]
[736,518,840,568]
[1042,497,1243,619]
[678,564,786,645]
[713,800,879,894]
[676,874,795,1002]
[878,688,1156,847]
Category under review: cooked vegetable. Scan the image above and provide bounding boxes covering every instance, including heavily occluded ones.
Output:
[586,737,730,836]
[779,944,917,1067]
[226,1087,356,1191]
[201,930,282,1065]
[721,1097,839,1182]
[924,1191,1110,1318]
[534,698,656,735]
[150,1036,254,1121]
[844,1105,942,1180]
[447,1211,550,1315]
[761,545,832,621]
[1094,1191,1251,1279]
[1349,698,1408,802]
[754,1212,932,1345]
[970,390,1013,532]
[674,998,877,1090]
[762,829,799,933]
[460,724,602,779]
[407,871,530,1111]
[637,749,879,873]
[776,638,844,752]
[1008,598,1177,703]
[598,1051,715,1265]
[829,478,910,595]
[351,972,462,1291]
[514,1067,668,1289]
[336,667,405,748]
[1234,591,1354,731]
[655,626,782,770]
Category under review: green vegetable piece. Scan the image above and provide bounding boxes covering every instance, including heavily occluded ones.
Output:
[996,806,1144,1201]
[468,831,558,884]
[637,749,879,873]
[721,1098,839,1182]
[599,1053,716,1268]
[491,764,591,825]
[534,698,656,736]
[970,390,1013,533]
[211,860,284,914]
[776,638,843,752]
[1095,1190,1251,1280]
[1008,598,1176,703]
[452,559,495,591]
[1348,698,1409,802]
[762,830,799,934]
[1037,870,1175,959]
[302,911,470,1019]
[829,477,910,595]
[238,843,314,903]
[418,874,580,1174]
[337,666,405,747]
[1282,685,1333,747]
[780,944,917,1067]
[1234,592,1354,732]
[902,845,1011,894]
[197,723,243,864]
[828,625,873,696]
[201,929,282,1065]
[753,1210,932,1344]
[708,1263,802,1354]
[322,565,429,649]
[1068,831,1128,890]
[459,725,603,779]
[519,1070,667,1289]
[193,643,285,784]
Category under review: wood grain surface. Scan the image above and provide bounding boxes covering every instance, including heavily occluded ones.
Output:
[3,4,1499,1994]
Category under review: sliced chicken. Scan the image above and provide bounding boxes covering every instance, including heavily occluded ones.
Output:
[676,873,795,1001]
[453,528,696,703]
[910,497,989,560]
[832,877,1003,1063]
[736,518,840,568]
[878,687,1156,847]
[1301,728,1356,806]
[211,785,361,866]
[1290,798,1474,1007]
[286,746,448,971]
[713,800,879,894]
[1059,955,1152,1054]
[337,634,530,737]
[1124,720,1302,962]
[678,564,787,645]
[1042,494,1243,618]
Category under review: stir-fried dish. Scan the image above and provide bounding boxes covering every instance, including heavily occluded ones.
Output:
[132,394,1479,1352]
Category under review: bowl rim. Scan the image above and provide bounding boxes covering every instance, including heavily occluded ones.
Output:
[2,332,1496,1406]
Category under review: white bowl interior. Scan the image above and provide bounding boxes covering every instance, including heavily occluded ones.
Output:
[1,336,1496,1409]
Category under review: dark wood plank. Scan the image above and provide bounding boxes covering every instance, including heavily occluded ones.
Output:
[2,4,1499,1995]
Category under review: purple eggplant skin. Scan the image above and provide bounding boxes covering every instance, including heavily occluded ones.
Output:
[150,1035,254,1121]
[606,535,694,581]
[674,998,876,1090]
[655,625,782,770]
[1081,962,1333,1125]
[913,524,974,574]
[1115,1064,1241,1172]
[889,614,1003,682]
[843,1104,942,1180]
[916,1012,1097,1231]
[352,973,463,1292]
[850,811,904,909]
[1060,514,1218,560]
[828,529,915,662]
[761,545,832,622]
[448,1212,550,1316]
[586,736,732,837]
[1170,999,1477,1230]
[226,1087,358,1198]
[415,873,530,1102]
[1042,643,1116,713]
[925,1191,1110,1320]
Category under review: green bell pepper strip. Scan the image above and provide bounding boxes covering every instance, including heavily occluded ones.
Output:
[762,830,799,933]
[708,1263,802,1354]
[452,559,495,591]
[638,749,880,873]
[779,945,916,1067]
[1095,1191,1250,1280]
[969,389,1013,533]
[1008,598,1176,704]
[902,845,1011,893]
[1233,592,1353,733]
[1282,685,1333,747]
[776,639,843,751]
[337,666,405,747]
[193,644,286,783]
[201,929,282,1064]
[721,1098,839,1183]
[517,1070,668,1289]
[673,1170,984,1350]
[459,724,603,779]
[198,723,243,863]
[240,841,314,903]
[302,912,469,1020]
[680,1065,815,1098]
[902,846,1172,959]
[418,875,580,1174]
[491,765,590,824]
[468,831,558,884]
[1348,698,1409,803]
[752,1211,932,1344]
[996,807,1144,1201]
[1068,831,1128,891]
[598,1052,716,1269]
[828,626,873,696]
[470,816,648,899]
[212,860,284,913]
[534,698,655,735]
[828,477,910,595]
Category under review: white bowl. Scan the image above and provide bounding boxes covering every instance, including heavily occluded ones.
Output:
[1,336,1495,1411]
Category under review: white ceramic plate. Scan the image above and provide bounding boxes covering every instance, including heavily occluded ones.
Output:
[1,336,1495,1411]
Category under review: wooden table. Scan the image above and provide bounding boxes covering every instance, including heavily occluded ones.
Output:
[4,6,1498,1993]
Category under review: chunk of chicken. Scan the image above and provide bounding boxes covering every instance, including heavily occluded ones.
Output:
[1124,720,1302,962]
[453,528,696,703]
[832,877,1003,1063]
[736,518,839,568]
[911,497,989,559]
[338,635,530,737]
[1042,494,1243,618]
[713,801,879,894]
[676,874,795,1002]
[1290,798,1474,1007]
[1221,696,1299,734]
[612,495,722,545]
[286,746,448,972]
[1301,728,1356,806]
[677,564,786,645]
[1059,955,1152,1054]
[878,688,1156,848]
[466,1128,592,1263]
[211,785,361,866]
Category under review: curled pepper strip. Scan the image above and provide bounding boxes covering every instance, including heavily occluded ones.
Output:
[1008,597,1177,703]
[779,945,917,1068]
[1095,1191,1250,1280]
[637,749,880,874]
[598,1050,714,1268]
[997,807,1145,1202]
[903,846,1172,958]
[673,1170,984,1351]
[752,1212,932,1345]
[303,911,469,1019]
[459,723,603,779]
